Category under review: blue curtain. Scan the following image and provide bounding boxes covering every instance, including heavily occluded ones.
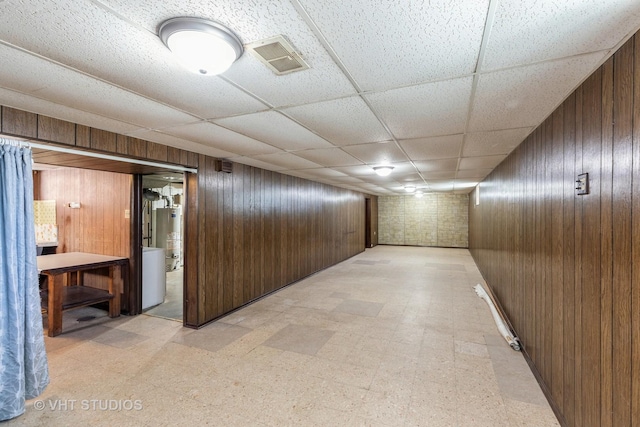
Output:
[0,140,49,421]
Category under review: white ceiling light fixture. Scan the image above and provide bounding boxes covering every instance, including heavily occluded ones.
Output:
[159,17,244,76]
[373,166,394,177]
[415,191,424,198]
[404,185,416,193]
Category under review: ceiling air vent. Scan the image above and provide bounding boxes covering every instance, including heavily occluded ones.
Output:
[246,35,309,75]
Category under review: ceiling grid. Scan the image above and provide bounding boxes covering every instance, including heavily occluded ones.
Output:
[0,0,639,194]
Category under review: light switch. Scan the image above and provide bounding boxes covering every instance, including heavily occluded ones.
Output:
[576,173,589,196]
[124,209,130,219]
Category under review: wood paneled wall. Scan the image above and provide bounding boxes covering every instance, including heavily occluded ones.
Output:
[2,104,369,326]
[469,34,640,427]
[36,168,131,257]
[36,168,132,291]
[188,160,365,325]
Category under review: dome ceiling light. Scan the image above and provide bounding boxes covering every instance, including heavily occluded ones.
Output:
[373,166,394,177]
[159,17,243,75]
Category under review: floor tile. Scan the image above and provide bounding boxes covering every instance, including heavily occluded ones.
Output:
[262,324,334,355]
[14,246,560,426]
[333,299,384,317]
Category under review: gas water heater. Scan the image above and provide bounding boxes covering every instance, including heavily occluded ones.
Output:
[155,207,181,271]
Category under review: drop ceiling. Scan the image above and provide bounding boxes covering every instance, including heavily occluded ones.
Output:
[1,0,639,195]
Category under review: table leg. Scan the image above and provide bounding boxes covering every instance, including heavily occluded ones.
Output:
[47,274,64,337]
[108,265,121,318]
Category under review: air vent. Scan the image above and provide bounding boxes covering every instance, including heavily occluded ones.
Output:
[215,159,233,173]
[246,35,309,75]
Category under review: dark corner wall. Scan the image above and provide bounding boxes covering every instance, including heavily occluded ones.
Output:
[1,105,376,329]
[469,33,640,426]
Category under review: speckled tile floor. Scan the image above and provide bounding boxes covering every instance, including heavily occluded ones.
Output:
[10,246,559,426]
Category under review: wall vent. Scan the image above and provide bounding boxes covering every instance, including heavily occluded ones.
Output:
[246,35,309,75]
[215,160,233,173]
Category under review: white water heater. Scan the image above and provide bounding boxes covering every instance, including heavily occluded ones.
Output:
[155,207,181,271]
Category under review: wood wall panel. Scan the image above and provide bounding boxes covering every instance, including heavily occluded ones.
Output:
[1,107,37,137]
[632,31,640,427]
[117,135,147,158]
[189,159,365,324]
[90,128,117,153]
[38,116,75,145]
[469,34,640,427]
[146,141,168,162]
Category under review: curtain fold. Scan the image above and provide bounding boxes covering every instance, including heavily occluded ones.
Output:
[0,140,49,421]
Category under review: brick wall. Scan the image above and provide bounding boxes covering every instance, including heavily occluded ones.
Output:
[379,194,468,248]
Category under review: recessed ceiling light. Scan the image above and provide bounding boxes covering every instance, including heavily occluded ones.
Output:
[159,17,243,75]
[415,191,424,198]
[373,166,394,176]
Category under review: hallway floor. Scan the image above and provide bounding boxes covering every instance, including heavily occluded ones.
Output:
[15,246,558,426]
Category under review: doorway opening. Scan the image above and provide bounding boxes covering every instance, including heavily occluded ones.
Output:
[141,173,184,321]
[365,198,372,248]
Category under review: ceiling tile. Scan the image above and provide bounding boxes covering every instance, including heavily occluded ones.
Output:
[421,171,457,180]
[251,152,322,170]
[427,181,455,192]
[456,169,493,180]
[293,148,362,167]
[414,159,459,173]
[462,128,532,157]
[231,156,287,171]
[0,87,141,135]
[160,122,280,156]
[214,111,333,151]
[327,176,365,184]
[469,53,606,132]
[282,96,390,145]
[129,129,236,159]
[459,155,507,170]
[399,134,463,160]
[292,168,350,178]
[365,77,473,139]
[483,0,640,70]
[0,44,201,130]
[342,142,409,164]
[299,0,490,91]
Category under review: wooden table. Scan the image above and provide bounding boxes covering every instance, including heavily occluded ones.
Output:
[37,252,128,337]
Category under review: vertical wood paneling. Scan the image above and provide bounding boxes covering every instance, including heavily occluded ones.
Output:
[612,38,634,427]
[1,107,37,137]
[75,125,91,148]
[551,106,564,406]
[600,54,614,427]
[632,32,640,427]
[469,35,640,427]
[117,135,147,158]
[581,69,602,427]
[562,92,577,427]
[90,128,117,153]
[574,84,584,427]
[37,116,75,145]
[146,141,168,162]
[190,159,365,323]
